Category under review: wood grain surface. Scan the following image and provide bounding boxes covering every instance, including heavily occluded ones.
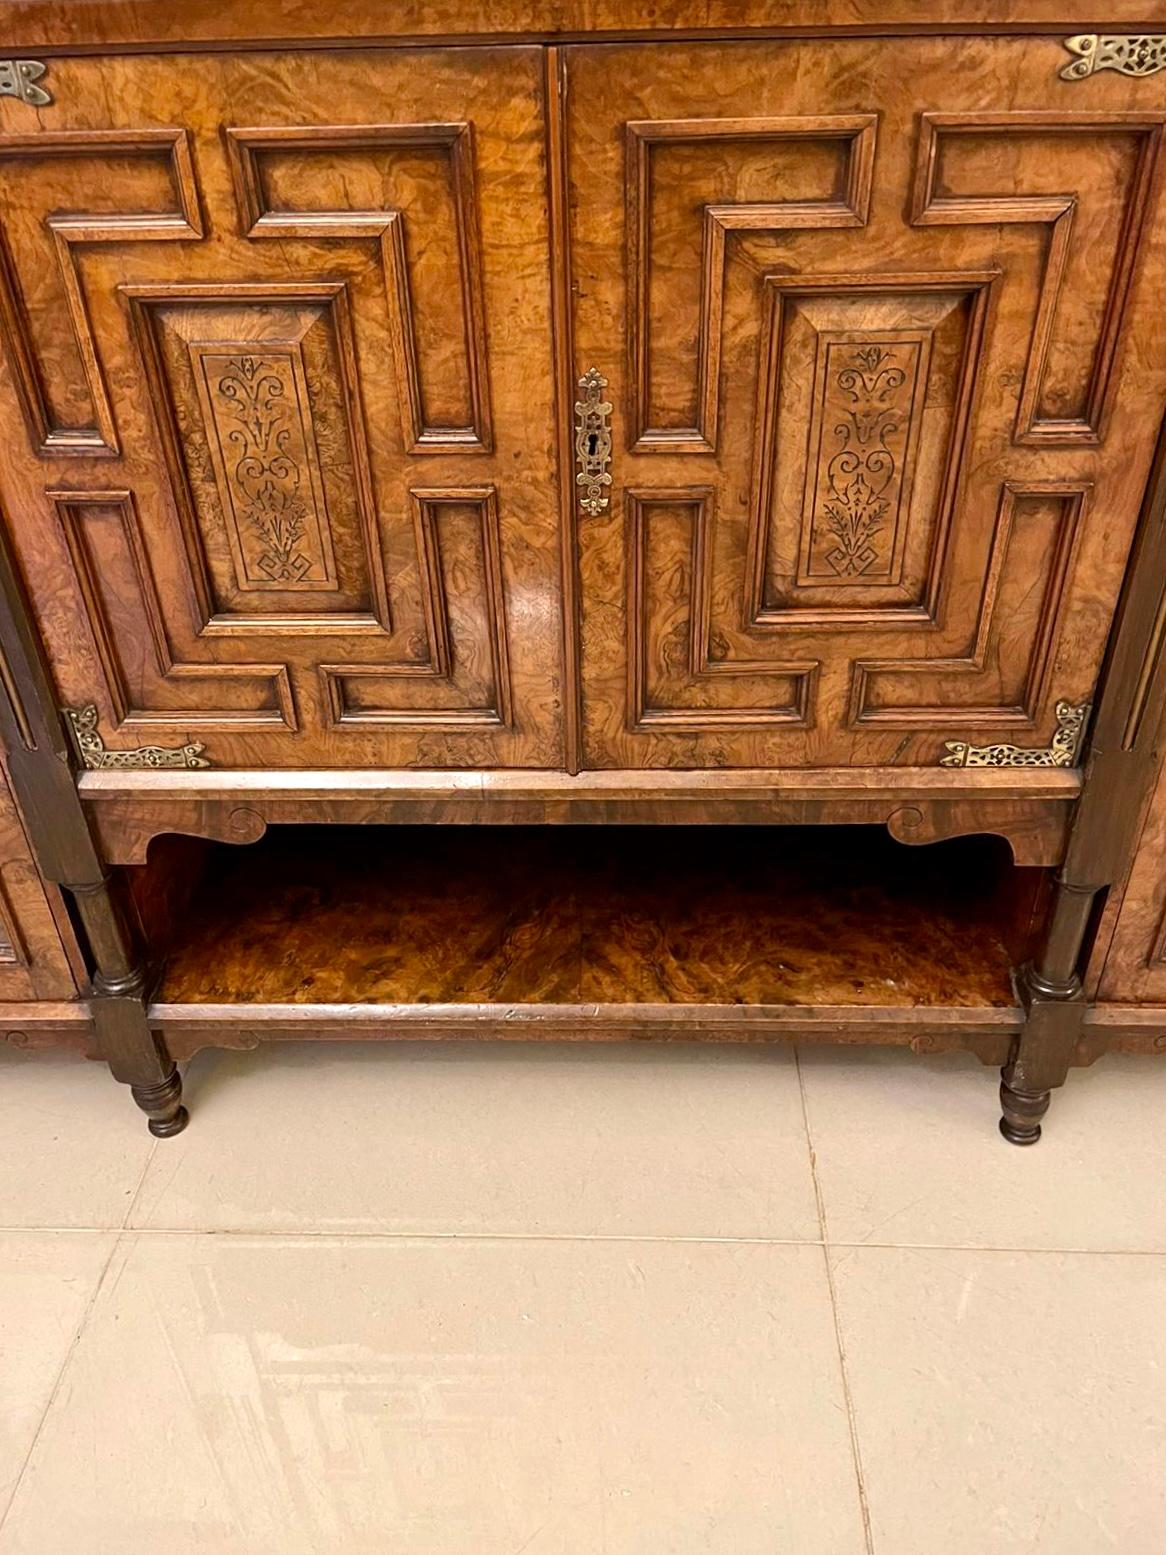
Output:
[154,824,1023,1007]
[4,2,1166,50]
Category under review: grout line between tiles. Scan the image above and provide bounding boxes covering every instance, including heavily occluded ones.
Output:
[2,1223,1166,1254]
[0,1135,160,1534]
[0,1224,827,1245]
[795,1046,875,1555]
[0,1233,122,1536]
[120,1133,161,1231]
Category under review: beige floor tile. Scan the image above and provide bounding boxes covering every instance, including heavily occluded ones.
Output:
[130,1042,819,1240]
[799,1047,1166,1251]
[831,1244,1166,1555]
[0,1233,863,1555]
[0,1232,116,1516]
[0,1051,156,1229]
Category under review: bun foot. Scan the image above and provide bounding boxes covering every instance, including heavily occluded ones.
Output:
[999,1064,1050,1146]
[131,1069,189,1138]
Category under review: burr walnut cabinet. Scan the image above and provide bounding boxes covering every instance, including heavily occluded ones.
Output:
[2,0,1166,1141]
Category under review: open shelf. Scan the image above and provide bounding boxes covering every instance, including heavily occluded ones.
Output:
[140,828,1040,1043]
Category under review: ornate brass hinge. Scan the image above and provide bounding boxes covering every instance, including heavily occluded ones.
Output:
[940,701,1090,769]
[1061,35,1166,79]
[65,704,212,770]
[574,367,613,517]
[0,60,51,106]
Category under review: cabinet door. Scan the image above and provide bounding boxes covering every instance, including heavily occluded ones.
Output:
[0,48,562,769]
[566,38,1166,769]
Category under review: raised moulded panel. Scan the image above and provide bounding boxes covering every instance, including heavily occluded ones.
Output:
[627,488,818,732]
[625,114,876,453]
[225,123,492,455]
[0,128,202,456]
[319,486,513,730]
[849,482,1089,729]
[748,273,995,629]
[910,112,1163,445]
[48,488,297,733]
[124,281,390,633]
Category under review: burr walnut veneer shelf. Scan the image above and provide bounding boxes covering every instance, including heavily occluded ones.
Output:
[143,827,1029,1059]
[2,2,1166,1144]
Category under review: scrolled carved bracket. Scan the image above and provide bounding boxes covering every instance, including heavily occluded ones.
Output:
[1060,34,1166,79]
[0,60,51,105]
[64,704,213,771]
[940,701,1090,770]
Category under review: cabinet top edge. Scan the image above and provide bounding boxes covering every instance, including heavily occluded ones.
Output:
[1,3,1165,54]
[75,767,1084,800]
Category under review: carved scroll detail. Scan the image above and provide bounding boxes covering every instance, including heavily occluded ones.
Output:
[940,700,1090,769]
[65,705,212,770]
[809,342,920,580]
[200,351,337,591]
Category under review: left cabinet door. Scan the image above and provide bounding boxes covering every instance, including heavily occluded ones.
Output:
[0,48,563,770]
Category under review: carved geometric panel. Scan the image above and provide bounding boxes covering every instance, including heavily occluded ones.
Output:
[850,482,1089,729]
[626,114,877,452]
[0,48,561,772]
[628,489,817,731]
[124,281,389,631]
[320,486,512,729]
[566,40,1166,772]
[48,488,297,732]
[910,112,1163,445]
[0,128,202,456]
[749,273,995,628]
[225,123,492,454]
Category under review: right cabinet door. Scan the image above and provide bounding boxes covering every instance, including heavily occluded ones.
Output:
[565,36,1166,770]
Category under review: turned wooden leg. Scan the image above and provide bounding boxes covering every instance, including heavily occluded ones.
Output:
[130,1067,188,1138]
[1002,875,1094,1147]
[70,876,190,1138]
[999,1063,1052,1146]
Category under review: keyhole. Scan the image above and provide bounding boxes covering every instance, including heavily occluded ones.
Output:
[587,431,600,458]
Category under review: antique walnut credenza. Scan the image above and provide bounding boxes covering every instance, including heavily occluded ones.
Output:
[3,2,1166,1142]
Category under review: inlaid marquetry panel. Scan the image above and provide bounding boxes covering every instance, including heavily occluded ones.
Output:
[798,336,925,585]
[568,37,1166,770]
[195,350,338,594]
[0,46,561,770]
[749,274,992,628]
[125,282,387,628]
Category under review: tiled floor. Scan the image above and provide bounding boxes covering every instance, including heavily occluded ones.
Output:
[2,1042,1165,1555]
